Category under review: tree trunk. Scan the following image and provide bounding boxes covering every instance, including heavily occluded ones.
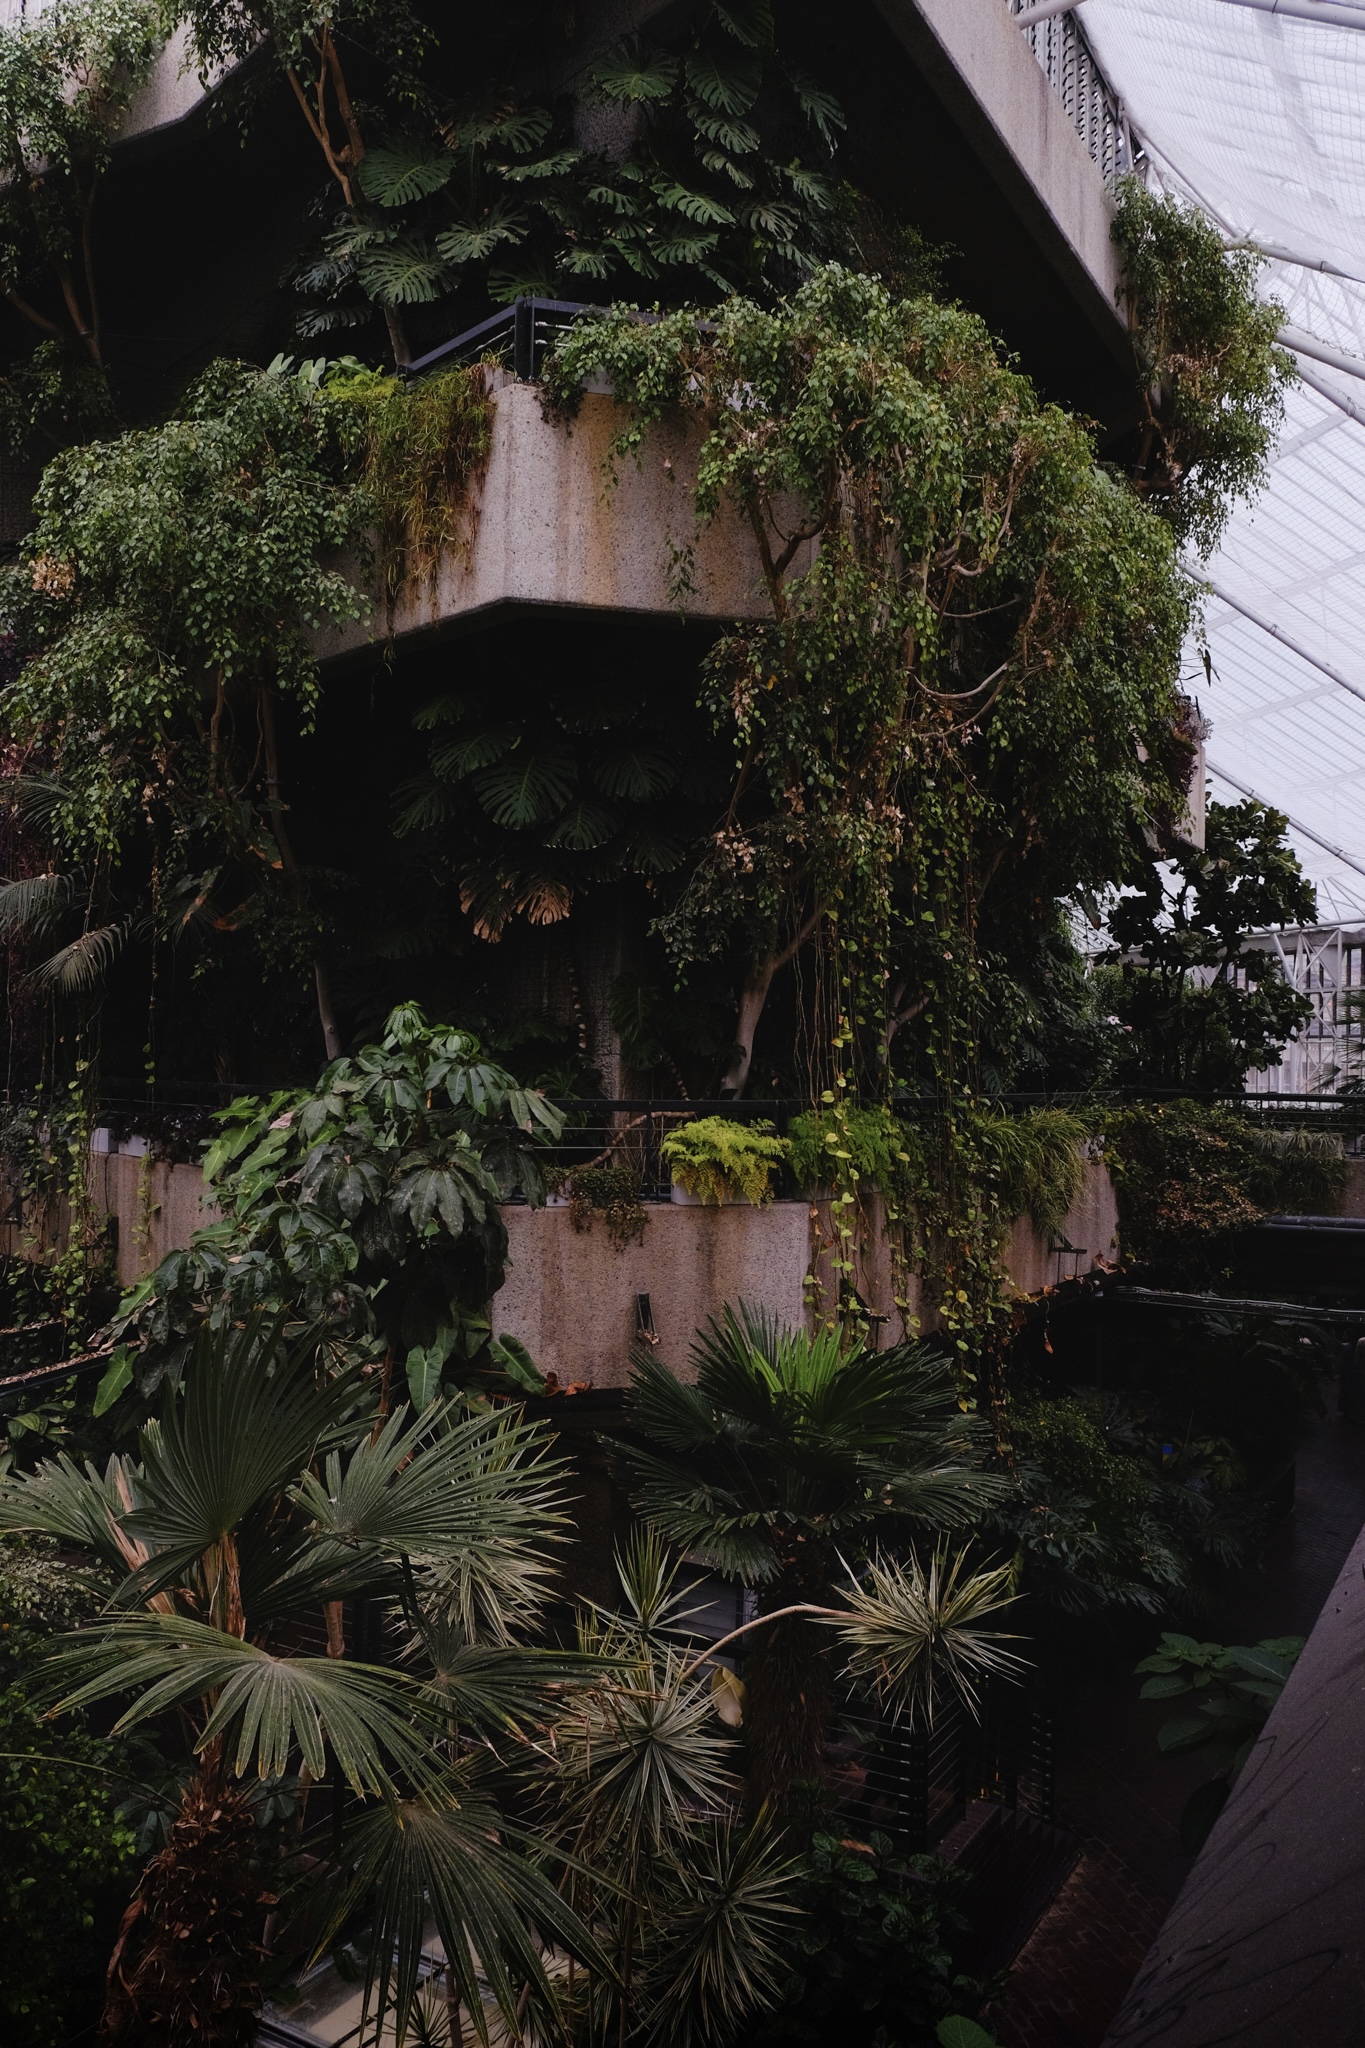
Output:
[743,1605,834,1811]
[101,1770,267,2047]
[719,962,777,1098]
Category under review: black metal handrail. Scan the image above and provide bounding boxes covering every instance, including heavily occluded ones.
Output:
[404,295,594,381]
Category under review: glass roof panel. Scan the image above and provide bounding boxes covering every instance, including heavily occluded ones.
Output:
[1077,0,1365,919]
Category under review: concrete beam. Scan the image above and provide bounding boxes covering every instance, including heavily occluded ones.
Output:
[872,0,1128,369]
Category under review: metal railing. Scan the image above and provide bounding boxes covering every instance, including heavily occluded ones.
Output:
[405,296,594,382]
[1010,0,1133,181]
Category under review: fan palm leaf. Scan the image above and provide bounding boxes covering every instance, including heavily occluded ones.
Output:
[320,1779,613,2046]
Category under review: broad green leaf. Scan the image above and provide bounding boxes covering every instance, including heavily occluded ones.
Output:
[356,141,455,208]
[592,47,679,102]
[685,46,761,115]
[406,1343,445,1410]
[92,1347,133,1417]
[937,2020,998,2048]
[489,1333,544,1393]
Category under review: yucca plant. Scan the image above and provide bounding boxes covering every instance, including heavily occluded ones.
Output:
[0,1313,605,2047]
[620,1307,1013,1804]
[535,1532,1020,2046]
[536,1533,801,2048]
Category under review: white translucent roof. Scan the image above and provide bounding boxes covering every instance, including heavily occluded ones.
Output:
[1079,0,1365,920]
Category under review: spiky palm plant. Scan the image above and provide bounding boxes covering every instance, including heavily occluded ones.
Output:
[538,1533,799,2048]
[620,1307,1012,1804]
[0,1314,605,2047]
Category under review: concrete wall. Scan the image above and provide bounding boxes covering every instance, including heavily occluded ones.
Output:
[58,1142,1117,1382]
[497,1199,815,1389]
[875,0,1126,363]
[313,374,812,663]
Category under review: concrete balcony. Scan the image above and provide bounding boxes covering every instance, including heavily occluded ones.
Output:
[313,372,812,664]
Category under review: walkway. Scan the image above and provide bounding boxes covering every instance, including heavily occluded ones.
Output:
[983,1411,1365,2048]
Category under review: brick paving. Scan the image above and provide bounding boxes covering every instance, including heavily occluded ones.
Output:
[979,1413,1365,2048]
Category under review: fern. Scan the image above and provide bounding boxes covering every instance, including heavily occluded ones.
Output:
[661,1115,789,1205]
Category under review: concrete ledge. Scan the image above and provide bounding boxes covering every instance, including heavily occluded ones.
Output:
[1104,1517,1365,2045]
[875,0,1126,361]
[313,375,810,664]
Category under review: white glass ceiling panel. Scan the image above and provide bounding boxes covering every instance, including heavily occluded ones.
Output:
[1075,0,1365,919]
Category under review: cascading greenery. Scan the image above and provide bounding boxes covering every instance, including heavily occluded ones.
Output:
[0,355,491,1064]
[1111,178,1294,557]
[546,266,1193,1364]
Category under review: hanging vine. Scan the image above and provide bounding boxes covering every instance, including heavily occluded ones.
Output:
[547,265,1193,1373]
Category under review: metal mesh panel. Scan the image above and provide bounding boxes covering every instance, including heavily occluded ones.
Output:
[1011,0,1132,178]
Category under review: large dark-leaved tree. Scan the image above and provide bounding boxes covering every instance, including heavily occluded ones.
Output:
[99,1000,563,1414]
[1101,795,1317,1092]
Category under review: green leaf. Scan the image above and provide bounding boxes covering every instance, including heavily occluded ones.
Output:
[489,1334,544,1393]
[592,47,680,102]
[685,46,762,115]
[354,236,454,305]
[474,748,578,827]
[714,0,774,47]
[655,182,736,226]
[434,205,528,266]
[495,149,581,183]
[406,1343,445,1411]
[92,1347,133,1417]
[1139,1673,1193,1699]
[356,142,455,208]
[786,66,846,144]
[937,2021,998,2048]
[1157,1714,1214,1753]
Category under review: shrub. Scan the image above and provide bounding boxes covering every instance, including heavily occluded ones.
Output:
[563,1162,647,1249]
[1104,1100,1345,1284]
[0,1540,137,2048]
[753,1830,995,2048]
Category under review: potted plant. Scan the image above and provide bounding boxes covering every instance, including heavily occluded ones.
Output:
[661,1116,790,1207]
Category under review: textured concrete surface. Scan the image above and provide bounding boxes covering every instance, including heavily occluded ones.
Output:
[314,374,811,660]
[875,0,1125,356]
[1005,1153,1120,1300]
[496,1198,814,1388]
[89,1153,220,1288]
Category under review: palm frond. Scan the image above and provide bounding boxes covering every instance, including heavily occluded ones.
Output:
[0,1450,137,1572]
[0,871,78,937]
[120,1315,355,1605]
[834,1545,1026,1727]
[293,1402,568,1643]
[319,1781,613,2045]
[45,1611,440,1792]
[27,919,128,994]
